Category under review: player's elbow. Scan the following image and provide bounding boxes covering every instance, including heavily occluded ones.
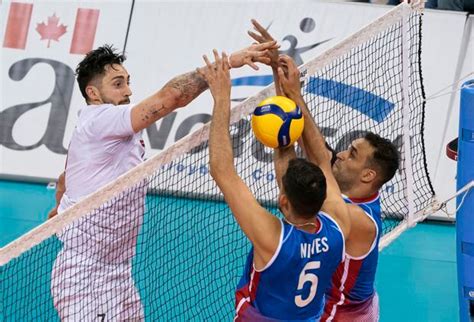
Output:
[209,157,233,183]
[209,159,223,179]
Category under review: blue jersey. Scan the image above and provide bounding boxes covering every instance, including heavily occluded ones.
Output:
[235,212,345,321]
[323,193,382,321]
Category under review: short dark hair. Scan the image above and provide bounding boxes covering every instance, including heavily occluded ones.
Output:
[364,132,400,187]
[75,44,126,100]
[282,158,327,218]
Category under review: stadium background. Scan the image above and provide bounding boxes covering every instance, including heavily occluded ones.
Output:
[1,0,471,321]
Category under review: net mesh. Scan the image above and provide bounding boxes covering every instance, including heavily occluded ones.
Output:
[0,6,434,321]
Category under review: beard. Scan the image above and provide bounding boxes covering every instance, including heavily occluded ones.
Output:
[100,93,130,106]
[332,166,353,193]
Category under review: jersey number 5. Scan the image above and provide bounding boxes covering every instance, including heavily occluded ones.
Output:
[295,261,320,308]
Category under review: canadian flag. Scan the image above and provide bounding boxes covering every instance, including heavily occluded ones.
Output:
[3,2,100,54]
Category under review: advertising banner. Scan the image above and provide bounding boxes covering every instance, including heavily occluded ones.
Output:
[1,1,470,219]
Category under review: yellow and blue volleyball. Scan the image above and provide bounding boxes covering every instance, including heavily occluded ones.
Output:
[251,96,304,148]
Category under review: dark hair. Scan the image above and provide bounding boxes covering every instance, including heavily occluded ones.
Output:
[282,158,327,218]
[75,44,126,101]
[364,132,400,187]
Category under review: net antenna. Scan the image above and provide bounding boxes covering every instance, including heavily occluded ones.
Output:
[0,2,436,320]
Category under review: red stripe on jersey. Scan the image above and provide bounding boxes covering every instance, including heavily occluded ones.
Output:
[348,192,379,204]
[235,268,261,320]
[322,260,348,321]
[235,287,248,308]
[248,268,261,301]
[342,259,364,303]
[322,258,364,321]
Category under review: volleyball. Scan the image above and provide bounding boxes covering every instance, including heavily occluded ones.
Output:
[251,96,304,148]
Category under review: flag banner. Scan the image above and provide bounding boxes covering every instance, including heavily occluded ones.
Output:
[1,0,131,180]
[3,2,33,50]
[70,8,100,55]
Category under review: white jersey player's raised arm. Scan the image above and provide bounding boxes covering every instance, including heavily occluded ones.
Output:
[49,42,278,321]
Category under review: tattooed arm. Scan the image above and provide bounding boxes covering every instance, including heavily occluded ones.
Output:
[131,41,278,133]
[130,70,207,133]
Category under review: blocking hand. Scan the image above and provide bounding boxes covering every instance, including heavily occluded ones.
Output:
[197,49,231,102]
[248,19,279,68]
[277,55,302,100]
[229,41,278,70]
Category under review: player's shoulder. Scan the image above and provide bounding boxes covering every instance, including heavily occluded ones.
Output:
[82,103,129,116]
[347,204,377,234]
[80,103,134,132]
[318,211,346,238]
[321,197,351,238]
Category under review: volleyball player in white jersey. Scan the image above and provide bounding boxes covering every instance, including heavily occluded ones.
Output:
[48,43,277,321]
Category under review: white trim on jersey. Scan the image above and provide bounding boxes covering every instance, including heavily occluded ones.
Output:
[254,219,285,273]
[346,212,379,261]
[282,224,294,244]
[249,269,256,293]
[319,211,346,262]
[234,297,250,321]
[326,257,351,322]
[343,196,380,261]
[313,216,323,235]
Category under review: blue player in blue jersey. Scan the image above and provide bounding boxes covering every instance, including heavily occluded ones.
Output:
[199,48,351,321]
[321,133,399,322]
[249,20,400,321]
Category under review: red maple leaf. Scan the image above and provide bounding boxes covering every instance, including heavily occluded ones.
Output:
[36,13,67,48]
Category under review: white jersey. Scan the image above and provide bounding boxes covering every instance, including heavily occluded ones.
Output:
[58,103,146,264]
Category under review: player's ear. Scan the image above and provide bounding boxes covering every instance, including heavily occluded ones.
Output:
[86,85,101,103]
[361,168,377,184]
[278,193,289,212]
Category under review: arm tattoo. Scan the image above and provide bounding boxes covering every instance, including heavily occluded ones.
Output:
[141,104,167,123]
[164,71,208,107]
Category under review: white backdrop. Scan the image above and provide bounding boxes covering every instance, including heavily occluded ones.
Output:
[1,0,471,220]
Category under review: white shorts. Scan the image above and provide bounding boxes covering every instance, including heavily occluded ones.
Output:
[51,250,144,321]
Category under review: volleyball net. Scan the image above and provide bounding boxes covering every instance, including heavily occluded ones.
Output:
[0,2,436,320]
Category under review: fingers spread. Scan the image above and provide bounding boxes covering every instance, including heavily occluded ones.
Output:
[203,54,212,69]
[222,51,230,69]
[246,58,259,71]
[277,66,286,80]
[248,30,265,43]
[251,19,272,39]
[254,40,279,51]
[196,67,205,78]
[254,56,271,65]
[251,49,270,57]
[213,49,221,66]
[278,54,292,64]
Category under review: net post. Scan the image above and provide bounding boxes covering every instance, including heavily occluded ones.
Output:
[457,79,474,322]
[401,3,416,226]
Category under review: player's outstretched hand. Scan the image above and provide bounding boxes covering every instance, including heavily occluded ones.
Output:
[229,41,278,70]
[197,49,231,102]
[248,19,279,68]
[277,55,302,100]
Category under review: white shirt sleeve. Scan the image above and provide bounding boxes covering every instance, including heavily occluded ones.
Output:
[88,104,135,139]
